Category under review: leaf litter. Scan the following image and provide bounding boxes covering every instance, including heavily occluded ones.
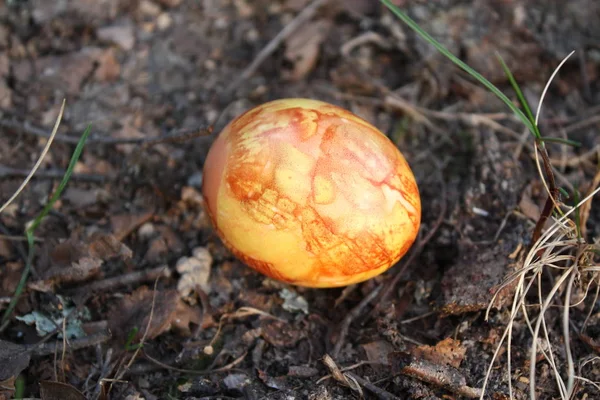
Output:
[0,0,600,398]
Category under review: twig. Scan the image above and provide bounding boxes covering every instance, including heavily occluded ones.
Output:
[322,354,363,396]
[331,284,382,358]
[141,349,248,376]
[346,372,401,400]
[322,355,401,399]
[29,331,111,357]
[0,165,108,183]
[317,360,384,384]
[548,145,599,168]
[66,265,172,295]
[221,0,329,100]
[1,118,212,146]
[563,114,600,135]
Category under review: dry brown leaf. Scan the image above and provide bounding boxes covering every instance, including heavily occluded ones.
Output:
[39,238,103,285]
[411,337,466,369]
[108,286,201,342]
[0,340,30,382]
[340,0,379,16]
[0,261,22,297]
[156,0,182,7]
[0,340,30,399]
[282,19,331,81]
[261,319,304,348]
[94,48,121,82]
[0,238,12,259]
[110,210,154,241]
[13,48,105,95]
[88,233,133,260]
[361,340,394,365]
[63,187,109,208]
[33,233,132,289]
[0,376,17,400]
[144,225,184,263]
[40,381,86,400]
[519,183,542,221]
[389,351,481,398]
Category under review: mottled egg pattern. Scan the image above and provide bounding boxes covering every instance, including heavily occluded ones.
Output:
[202,98,421,287]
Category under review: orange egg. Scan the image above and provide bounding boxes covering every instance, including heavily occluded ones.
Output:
[202,98,421,288]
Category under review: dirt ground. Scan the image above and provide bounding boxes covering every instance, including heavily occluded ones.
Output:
[1,0,600,399]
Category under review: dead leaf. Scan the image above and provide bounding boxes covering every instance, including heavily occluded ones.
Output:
[411,338,466,369]
[361,340,394,365]
[63,187,108,208]
[0,261,22,297]
[110,210,154,241]
[0,238,12,259]
[519,184,542,221]
[157,0,182,7]
[389,351,482,398]
[0,340,30,382]
[40,381,86,400]
[39,238,104,285]
[88,233,133,260]
[257,369,291,390]
[440,239,520,315]
[579,332,600,354]
[13,48,105,95]
[108,286,201,342]
[0,376,17,400]
[261,320,304,348]
[112,118,146,154]
[95,48,121,82]
[340,0,379,16]
[32,234,131,289]
[0,80,11,109]
[144,225,184,263]
[0,53,9,77]
[176,247,212,301]
[282,19,331,81]
[31,0,121,24]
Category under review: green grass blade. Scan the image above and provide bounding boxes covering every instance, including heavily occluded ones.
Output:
[496,53,541,139]
[379,0,535,135]
[1,125,92,326]
[26,124,92,234]
[539,137,581,147]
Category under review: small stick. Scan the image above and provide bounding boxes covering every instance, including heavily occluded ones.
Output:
[29,331,111,357]
[331,284,382,358]
[1,118,212,146]
[66,266,172,295]
[346,372,401,400]
[221,0,329,100]
[0,165,108,183]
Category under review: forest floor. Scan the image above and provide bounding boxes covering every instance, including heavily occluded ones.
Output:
[1,1,600,399]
